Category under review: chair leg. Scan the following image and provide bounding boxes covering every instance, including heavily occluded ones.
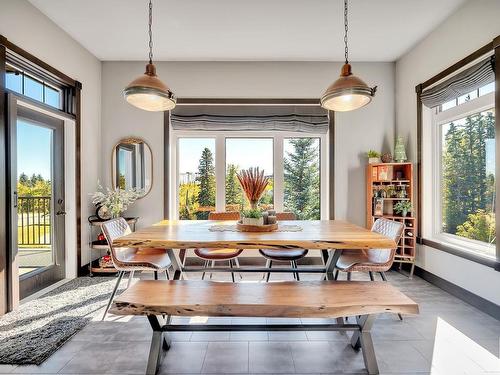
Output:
[292,260,300,281]
[229,259,235,283]
[201,260,208,280]
[127,270,135,288]
[234,257,243,279]
[210,260,215,279]
[334,269,339,280]
[290,261,296,280]
[368,271,374,281]
[102,271,124,321]
[347,272,352,281]
[165,269,170,280]
[266,260,273,282]
[154,271,158,280]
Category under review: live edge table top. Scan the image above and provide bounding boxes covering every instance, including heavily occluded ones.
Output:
[113,220,397,250]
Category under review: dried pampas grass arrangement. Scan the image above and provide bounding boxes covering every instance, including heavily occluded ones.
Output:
[236,167,269,209]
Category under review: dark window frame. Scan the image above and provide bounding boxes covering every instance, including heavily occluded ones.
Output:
[416,35,500,271]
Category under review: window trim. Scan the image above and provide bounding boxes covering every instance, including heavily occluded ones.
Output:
[430,91,496,262]
[416,35,500,271]
[170,130,328,221]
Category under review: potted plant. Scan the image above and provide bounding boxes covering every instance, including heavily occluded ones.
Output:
[367,150,381,164]
[91,184,142,219]
[394,201,412,217]
[241,208,264,226]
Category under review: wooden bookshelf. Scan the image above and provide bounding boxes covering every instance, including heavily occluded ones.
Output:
[366,162,416,278]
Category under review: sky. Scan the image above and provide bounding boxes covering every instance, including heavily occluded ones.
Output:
[17,120,52,180]
[178,138,274,176]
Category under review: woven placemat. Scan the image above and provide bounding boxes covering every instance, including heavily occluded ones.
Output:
[209,224,303,232]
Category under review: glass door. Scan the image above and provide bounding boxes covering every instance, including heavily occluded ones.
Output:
[9,105,65,300]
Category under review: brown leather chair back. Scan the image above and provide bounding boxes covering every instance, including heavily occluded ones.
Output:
[101,218,135,268]
[276,212,297,221]
[367,218,404,265]
[208,211,241,220]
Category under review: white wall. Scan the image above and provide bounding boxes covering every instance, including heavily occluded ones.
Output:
[101,61,395,228]
[0,0,102,267]
[395,0,500,305]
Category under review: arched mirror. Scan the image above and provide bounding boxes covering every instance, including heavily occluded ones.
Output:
[112,137,152,198]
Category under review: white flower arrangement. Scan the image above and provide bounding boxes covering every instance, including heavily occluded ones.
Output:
[91,184,142,218]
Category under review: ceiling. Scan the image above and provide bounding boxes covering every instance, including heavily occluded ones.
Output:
[29,0,467,62]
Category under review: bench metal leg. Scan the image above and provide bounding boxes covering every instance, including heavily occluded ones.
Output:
[351,314,379,375]
[146,315,170,375]
[166,248,182,280]
[266,260,273,282]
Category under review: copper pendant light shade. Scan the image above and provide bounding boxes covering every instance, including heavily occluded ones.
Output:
[320,0,376,112]
[124,63,176,112]
[320,63,376,112]
[123,0,176,112]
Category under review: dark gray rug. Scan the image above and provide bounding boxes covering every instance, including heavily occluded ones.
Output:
[0,276,123,365]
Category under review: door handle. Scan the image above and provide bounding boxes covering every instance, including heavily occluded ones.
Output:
[56,210,66,216]
[13,192,18,208]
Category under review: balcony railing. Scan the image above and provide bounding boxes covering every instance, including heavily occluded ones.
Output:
[18,196,51,246]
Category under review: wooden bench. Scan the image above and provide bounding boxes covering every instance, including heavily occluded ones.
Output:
[110,280,419,375]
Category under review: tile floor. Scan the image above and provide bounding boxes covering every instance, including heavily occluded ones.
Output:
[1,269,499,375]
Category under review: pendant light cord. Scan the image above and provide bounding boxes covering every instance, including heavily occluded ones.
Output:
[148,0,153,64]
[344,0,349,64]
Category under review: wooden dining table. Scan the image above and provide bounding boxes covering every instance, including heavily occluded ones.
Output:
[113,219,397,280]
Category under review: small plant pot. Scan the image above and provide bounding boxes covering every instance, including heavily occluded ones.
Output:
[242,217,264,226]
[368,157,381,164]
[400,210,408,217]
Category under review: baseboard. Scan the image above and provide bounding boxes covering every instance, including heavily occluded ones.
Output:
[414,266,500,321]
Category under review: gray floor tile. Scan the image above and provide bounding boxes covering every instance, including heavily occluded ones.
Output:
[201,342,248,373]
[191,331,231,341]
[268,331,307,341]
[230,331,269,341]
[160,342,208,374]
[248,342,294,373]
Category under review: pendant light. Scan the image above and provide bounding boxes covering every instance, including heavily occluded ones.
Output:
[124,0,176,111]
[320,0,376,112]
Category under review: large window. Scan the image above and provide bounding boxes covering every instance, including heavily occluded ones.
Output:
[432,84,495,258]
[173,132,327,220]
[284,138,320,219]
[6,64,63,110]
[225,138,274,211]
[177,138,216,220]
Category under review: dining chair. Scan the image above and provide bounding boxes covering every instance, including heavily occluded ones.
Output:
[193,211,242,282]
[259,212,308,282]
[101,217,172,320]
[334,217,404,319]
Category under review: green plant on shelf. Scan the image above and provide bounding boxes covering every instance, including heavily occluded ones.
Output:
[367,150,380,158]
[241,208,263,219]
[394,201,412,217]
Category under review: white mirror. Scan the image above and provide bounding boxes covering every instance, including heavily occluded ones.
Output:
[112,137,152,198]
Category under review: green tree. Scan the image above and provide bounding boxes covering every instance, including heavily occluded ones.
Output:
[284,138,320,219]
[225,164,244,211]
[456,209,495,244]
[196,147,216,219]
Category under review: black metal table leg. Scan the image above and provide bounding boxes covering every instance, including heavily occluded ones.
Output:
[351,314,379,374]
[166,248,182,280]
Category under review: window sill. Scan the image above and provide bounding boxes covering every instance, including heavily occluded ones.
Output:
[420,237,500,271]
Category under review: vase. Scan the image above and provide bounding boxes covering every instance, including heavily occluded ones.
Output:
[401,210,408,217]
[368,157,381,164]
[242,217,264,226]
[394,137,407,163]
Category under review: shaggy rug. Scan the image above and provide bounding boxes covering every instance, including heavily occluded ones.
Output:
[0,276,123,365]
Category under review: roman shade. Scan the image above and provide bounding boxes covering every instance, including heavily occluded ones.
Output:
[420,56,495,108]
[170,105,329,134]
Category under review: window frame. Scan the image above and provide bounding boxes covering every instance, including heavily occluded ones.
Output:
[430,91,496,260]
[170,130,328,221]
